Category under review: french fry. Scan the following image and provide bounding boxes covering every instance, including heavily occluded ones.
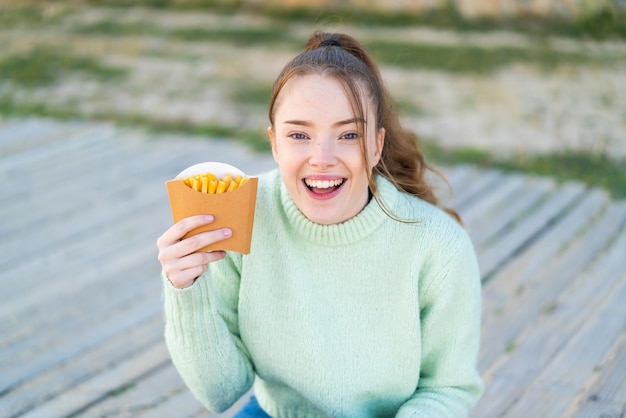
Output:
[227,180,238,192]
[181,170,249,195]
[191,178,201,192]
[208,179,217,194]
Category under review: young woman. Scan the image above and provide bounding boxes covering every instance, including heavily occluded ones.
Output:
[157,31,483,417]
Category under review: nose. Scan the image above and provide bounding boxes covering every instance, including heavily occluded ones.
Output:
[309,138,338,169]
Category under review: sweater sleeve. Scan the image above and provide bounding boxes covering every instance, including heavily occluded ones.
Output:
[162,252,254,413]
[396,228,484,418]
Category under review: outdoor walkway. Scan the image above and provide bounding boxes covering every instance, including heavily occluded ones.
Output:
[1,118,625,418]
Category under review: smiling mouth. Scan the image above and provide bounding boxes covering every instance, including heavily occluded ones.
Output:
[304,178,345,194]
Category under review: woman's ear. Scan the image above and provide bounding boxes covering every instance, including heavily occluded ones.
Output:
[267,126,278,160]
[373,127,385,164]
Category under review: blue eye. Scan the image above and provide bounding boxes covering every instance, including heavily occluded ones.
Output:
[342,132,359,140]
[290,132,308,140]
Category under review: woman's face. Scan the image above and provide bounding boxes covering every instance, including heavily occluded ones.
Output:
[268,74,384,225]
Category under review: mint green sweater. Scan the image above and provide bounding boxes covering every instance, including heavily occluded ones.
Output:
[163,169,483,417]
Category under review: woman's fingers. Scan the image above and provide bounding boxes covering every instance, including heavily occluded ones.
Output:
[169,251,226,286]
[169,227,232,257]
[172,250,226,272]
[156,215,233,289]
[156,214,215,249]
[160,245,227,289]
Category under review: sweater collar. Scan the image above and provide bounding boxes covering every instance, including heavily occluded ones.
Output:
[279,174,399,246]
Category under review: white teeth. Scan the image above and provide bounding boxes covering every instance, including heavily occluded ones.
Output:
[305,178,344,189]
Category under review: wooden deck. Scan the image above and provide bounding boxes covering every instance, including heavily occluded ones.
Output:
[1,118,624,418]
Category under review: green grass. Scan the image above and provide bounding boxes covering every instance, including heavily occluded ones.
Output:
[170,26,296,46]
[229,83,272,107]
[78,0,626,40]
[0,47,127,87]
[69,19,620,74]
[0,96,271,152]
[0,98,79,119]
[72,20,300,47]
[3,1,625,40]
[266,4,626,40]
[0,4,67,28]
[366,40,606,73]
[143,118,270,152]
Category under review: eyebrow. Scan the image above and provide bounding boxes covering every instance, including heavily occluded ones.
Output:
[283,118,366,128]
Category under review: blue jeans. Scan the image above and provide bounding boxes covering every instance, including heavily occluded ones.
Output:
[234,395,272,418]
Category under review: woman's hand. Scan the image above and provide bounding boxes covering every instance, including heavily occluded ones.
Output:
[157,215,232,289]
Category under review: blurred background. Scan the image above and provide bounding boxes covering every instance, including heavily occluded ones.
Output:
[1,0,625,197]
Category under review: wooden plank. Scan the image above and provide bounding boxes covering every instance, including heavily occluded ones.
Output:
[0,135,187,238]
[473,216,626,417]
[0,202,168,309]
[1,190,169,272]
[0,118,66,153]
[431,165,476,208]
[0,315,164,418]
[500,240,626,417]
[0,120,98,163]
[0,222,160,325]
[570,334,626,418]
[0,242,159,355]
[0,127,186,213]
[78,364,203,417]
[18,343,170,418]
[477,181,586,278]
[454,169,503,210]
[3,218,164,317]
[0,188,164,270]
[0,123,116,176]
[465,177,554,250]
[0,141,179,256]
[0,290,162,394]
[477,202,626,371]
[460,173,527,226]
[137,373,209,418]
[94,366,253,418]
[0,277,162,395]
[481,188,609,317]
[0,119,33,147]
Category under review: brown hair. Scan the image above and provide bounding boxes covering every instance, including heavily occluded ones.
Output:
[268,31,461,224]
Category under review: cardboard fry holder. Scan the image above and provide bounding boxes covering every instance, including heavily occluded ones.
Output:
[165,175,258,254]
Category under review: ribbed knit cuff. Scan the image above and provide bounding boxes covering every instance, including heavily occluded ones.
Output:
[162,271,215,349]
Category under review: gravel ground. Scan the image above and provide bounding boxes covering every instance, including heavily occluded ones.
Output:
[1,5,625,160]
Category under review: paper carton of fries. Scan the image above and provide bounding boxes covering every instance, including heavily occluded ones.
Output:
[166,162,258,254]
